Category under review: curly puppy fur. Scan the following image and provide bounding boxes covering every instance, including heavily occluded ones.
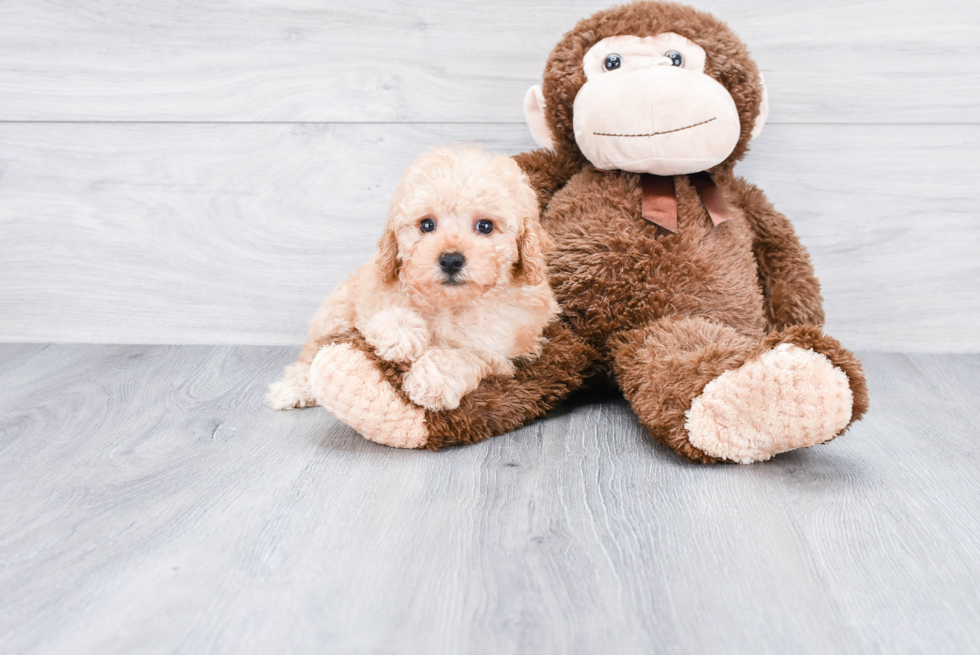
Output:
[268,146,560,412]
[303,1,868,463]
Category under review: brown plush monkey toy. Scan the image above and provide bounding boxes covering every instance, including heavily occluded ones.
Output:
[309,0,868,463]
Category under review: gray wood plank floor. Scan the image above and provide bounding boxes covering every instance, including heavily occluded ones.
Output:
[1,344,978,654]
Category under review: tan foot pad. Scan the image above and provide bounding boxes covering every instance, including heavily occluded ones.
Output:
[310,344,428,449]
[685,344,853,464]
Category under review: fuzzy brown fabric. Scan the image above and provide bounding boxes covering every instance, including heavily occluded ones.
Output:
[544,169,768,359]
[512,148,585,213]
[725,175,826,329]
[317,1,867,462]
[423,322,599,449]
[611,316,760,463]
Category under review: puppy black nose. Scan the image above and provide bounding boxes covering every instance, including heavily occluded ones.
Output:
[439,252,465,275]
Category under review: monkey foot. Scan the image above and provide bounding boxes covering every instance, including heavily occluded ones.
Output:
[685,343,853,464]
[310,343,428,449]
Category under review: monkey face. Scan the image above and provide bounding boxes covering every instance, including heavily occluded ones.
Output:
[523,7,770,176]
[571,34,742,176]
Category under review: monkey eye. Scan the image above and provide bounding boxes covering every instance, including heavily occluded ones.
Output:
[665,51,683,67]
[603,54,622,71]
[419,218,436,233]
[476,219,494,235]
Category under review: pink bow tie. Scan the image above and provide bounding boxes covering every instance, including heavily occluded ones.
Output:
[640,172,732,232]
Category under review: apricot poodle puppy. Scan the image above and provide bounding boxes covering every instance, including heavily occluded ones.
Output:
[268,145,559,412]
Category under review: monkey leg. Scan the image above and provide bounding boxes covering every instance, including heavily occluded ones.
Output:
[610,317,868,464]
[309,323,598,450]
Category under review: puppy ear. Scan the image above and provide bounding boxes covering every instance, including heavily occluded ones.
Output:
[517,214,552,287]
[377,225,400,284]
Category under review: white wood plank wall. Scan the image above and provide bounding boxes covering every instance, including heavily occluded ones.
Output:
[1,0,978,350]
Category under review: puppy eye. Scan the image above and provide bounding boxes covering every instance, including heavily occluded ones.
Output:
[665,51,683,67]
[476,219,494,235]
[603,54,622,71]
[419,218,436,233]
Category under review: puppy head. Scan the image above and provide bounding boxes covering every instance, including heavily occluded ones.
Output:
[378,145,547,304]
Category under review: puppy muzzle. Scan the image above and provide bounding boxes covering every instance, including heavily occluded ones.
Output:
[438,251,466,285]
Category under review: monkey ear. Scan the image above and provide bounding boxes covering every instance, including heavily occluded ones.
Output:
[377,225,400,284]
[517,214,552,287]
[750,73,770,141]
[524,85,556,150]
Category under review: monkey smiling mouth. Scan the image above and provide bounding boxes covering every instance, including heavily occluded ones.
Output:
[593,117,717,138]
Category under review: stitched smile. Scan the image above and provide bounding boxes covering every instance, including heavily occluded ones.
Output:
[593,117,717,137]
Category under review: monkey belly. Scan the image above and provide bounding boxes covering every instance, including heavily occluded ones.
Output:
[543,168,767,356]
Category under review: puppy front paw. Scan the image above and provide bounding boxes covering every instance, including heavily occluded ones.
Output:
[402,350,473,411]
[361,307,429,363]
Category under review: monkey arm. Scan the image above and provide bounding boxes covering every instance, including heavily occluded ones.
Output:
[512,148,583,212]
[307,321,598,449]
[731,177,825,330]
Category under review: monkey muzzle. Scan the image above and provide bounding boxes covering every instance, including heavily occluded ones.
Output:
[572,66,741,176]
